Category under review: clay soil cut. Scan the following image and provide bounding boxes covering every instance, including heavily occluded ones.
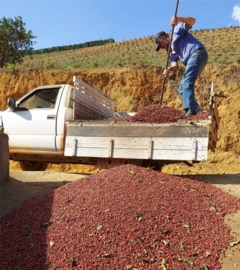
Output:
[1,165,240,270]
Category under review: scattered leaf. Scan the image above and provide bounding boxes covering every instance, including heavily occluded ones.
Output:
[202,264,209,270]
[205,251,211,257]
[50,241,55,247]
[182,257,193,265]
[160,258,166,270]
[135,214,142,222]
[97,225,103,230]
[229,240,240,247]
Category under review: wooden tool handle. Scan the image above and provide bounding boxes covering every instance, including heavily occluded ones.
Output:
[160,0,180,105]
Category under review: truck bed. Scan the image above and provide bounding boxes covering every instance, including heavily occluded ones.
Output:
[65,82,219,163]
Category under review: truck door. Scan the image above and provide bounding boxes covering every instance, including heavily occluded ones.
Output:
[5,87,62,154]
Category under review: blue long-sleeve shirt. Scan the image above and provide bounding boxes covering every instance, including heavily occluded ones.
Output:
[169,22,204,66]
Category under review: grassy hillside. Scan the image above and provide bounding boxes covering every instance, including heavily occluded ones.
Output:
[7,26,240,70]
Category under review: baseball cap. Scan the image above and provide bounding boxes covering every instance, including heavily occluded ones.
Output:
[155,31,166,51]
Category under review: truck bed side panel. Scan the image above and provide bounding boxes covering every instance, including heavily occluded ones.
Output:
[65,123,209,161]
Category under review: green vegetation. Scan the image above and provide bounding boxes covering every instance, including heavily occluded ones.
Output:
[7,63,16,71]
[0,16,36,68]
[3,26,240,70]
[32,38,115,55]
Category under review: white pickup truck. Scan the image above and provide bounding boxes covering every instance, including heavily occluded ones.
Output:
[0,77,219,171]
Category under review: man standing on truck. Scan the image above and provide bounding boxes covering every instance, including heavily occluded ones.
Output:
[155,16,208,118]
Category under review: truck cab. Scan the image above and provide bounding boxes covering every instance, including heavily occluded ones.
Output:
[0,84,74,155]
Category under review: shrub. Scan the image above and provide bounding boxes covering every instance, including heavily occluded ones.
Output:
[138,60,146,66]
[116,61,123,67]
[236,57,240,64]
[7,64,16,71]
[90,61,99,68]
[127,56,132,64]
[71,63,82,68]
[45,62,55,69]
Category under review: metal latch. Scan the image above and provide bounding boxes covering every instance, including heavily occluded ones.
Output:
[148,139,153,159]
[192,140,198,161]
[72,139,77,156]
[108,139,113,158]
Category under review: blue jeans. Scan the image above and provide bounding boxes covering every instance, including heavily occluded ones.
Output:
[178,48,208,112]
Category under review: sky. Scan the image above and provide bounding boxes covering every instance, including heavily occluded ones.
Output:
[1,0,240,50]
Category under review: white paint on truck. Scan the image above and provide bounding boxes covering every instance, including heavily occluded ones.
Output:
[0,84,73,154]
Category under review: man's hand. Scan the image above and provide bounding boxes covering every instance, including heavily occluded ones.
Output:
[170,16,179,26]
[163,69,170,78]
[170,16,196,27]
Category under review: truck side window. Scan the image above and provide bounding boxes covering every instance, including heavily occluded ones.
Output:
[18,88,60,110]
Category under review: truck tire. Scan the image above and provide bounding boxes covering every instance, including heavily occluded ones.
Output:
[19,161,48,171]
[97,158,143,170]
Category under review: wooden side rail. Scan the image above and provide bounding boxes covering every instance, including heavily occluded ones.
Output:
[73,76,115,120]
[73,76,115,111]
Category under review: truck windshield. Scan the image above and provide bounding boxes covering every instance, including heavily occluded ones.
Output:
[18,88,60,110]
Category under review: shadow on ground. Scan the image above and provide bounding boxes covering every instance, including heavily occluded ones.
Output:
[0,171,84,269]
[177,174,240,185]
[0,171,83,218]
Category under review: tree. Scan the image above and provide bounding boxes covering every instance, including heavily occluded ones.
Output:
[0,16,36,68]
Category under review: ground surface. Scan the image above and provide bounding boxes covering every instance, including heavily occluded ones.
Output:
[181,174,240,270]
[0,171,85,218]
[0,171,239,269]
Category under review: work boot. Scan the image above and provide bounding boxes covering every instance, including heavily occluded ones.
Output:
[196,107,203,115]
[179,110,196,119]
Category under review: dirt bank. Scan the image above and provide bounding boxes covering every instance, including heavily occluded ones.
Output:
[1,64,239,174]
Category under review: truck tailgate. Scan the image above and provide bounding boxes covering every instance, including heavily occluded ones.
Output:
[64,121,210,161]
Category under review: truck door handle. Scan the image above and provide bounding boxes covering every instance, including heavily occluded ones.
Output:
[47,114,55,119]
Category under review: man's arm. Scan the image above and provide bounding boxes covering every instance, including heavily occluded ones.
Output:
[163,62,179,78]
[170,16,196,28]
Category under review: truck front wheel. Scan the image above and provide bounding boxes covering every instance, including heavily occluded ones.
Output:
[19,161,48,171]
[97,158,143,170]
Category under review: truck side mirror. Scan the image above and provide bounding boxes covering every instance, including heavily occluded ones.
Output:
[7,97,16,111]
